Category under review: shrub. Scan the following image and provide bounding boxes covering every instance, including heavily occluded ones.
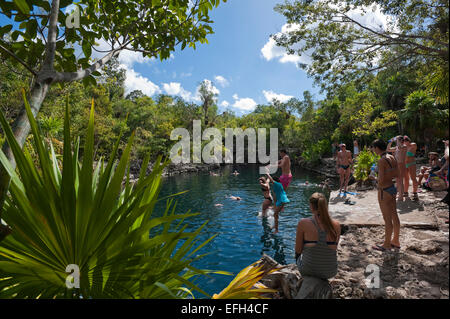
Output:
[353,147,379,182]
[0,94,226,298]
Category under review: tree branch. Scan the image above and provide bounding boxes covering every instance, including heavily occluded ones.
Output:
[41,0,60,72]
[0,41,37,76]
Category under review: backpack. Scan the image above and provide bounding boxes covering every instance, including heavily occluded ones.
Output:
[426,174,448,191]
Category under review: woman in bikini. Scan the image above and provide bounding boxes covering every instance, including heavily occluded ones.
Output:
[295,192,340,283]
[259,176,273,216]
[371,139,401,251]
[403,136,419,200]
[388,136,407,201]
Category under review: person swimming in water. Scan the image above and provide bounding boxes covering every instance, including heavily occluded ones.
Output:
[228,195,241,201]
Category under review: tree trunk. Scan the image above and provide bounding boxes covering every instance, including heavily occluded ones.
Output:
[0,79,50,211]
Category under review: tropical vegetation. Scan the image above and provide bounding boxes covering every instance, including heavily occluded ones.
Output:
[0,93,229,298]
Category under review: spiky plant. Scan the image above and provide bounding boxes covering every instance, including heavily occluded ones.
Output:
[0,93,227,298]
[212,261,277,299]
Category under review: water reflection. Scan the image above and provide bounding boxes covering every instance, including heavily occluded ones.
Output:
[260,216,288,265]
[155,165,324,296]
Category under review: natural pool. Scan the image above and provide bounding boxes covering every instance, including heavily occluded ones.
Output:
[154,165,325,297]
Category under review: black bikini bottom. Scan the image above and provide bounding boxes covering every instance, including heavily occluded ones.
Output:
[380,185,397,200]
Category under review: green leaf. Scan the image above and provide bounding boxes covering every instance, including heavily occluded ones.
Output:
[13,0,30,14]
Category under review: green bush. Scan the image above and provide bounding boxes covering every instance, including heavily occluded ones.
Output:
[301,139,330,164]
[354,147,379,182]
[0,95,227,298]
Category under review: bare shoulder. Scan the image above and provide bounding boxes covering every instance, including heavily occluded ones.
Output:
[298,218,312,228]
[332,219,341,228]
[378,156,387,167]
[331,219,341,234]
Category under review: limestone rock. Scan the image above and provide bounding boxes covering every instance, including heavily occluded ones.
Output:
[253,254,333,299]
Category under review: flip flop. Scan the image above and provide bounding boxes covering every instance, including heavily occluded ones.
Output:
[391,244,401,249]
[344,191,359,195]
[372,244,390,252]
[344,199,356,205]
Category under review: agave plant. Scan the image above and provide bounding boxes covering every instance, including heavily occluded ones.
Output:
[0,93,227,298]
[212,261,277,299]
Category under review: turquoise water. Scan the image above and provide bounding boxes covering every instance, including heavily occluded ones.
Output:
[154,165,324,297]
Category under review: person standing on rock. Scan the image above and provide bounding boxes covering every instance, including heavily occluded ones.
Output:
[278,149,292,191]
[388,136,407,201]
[371,139,401,251]
[295,192,340,280]
[336,144,353,195]
[403,136,419,201]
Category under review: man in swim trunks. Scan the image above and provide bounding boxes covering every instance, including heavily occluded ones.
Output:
[371,139,400,251]
[336,144,353,195]
[278,149,292,191]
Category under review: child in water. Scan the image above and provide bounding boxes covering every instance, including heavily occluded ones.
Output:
[265,170,290,233]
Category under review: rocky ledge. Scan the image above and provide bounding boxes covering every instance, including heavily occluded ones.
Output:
[127,160,223,180]
[253,192,449,299]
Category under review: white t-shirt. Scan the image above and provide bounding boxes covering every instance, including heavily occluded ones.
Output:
[354,146,360,155]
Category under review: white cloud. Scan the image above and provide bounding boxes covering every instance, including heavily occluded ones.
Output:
[92,38,154,68]
[261,24,310,67]
[261,3,396,67]
[214,75,229,88]
[122,64,161,97]
[119,50,151,67]
[162,82,195,101]
[200,79,220,96]
[232,94,257,112]
[263,90,294,103]
[220,100,230,108]
[162,79,220,103]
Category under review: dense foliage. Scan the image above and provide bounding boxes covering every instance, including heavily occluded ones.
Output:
[0,93,226,298]
[1,53,448,166]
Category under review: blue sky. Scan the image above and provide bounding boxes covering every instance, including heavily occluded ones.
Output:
[1,0,394,115]
[117,0,322,115]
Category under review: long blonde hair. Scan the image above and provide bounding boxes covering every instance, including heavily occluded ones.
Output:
[309,192,338,241]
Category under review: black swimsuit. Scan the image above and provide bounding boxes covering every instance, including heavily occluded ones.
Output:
[261,186,272,201]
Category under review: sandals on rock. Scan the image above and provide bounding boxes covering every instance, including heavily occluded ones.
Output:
[372,244,391,252]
